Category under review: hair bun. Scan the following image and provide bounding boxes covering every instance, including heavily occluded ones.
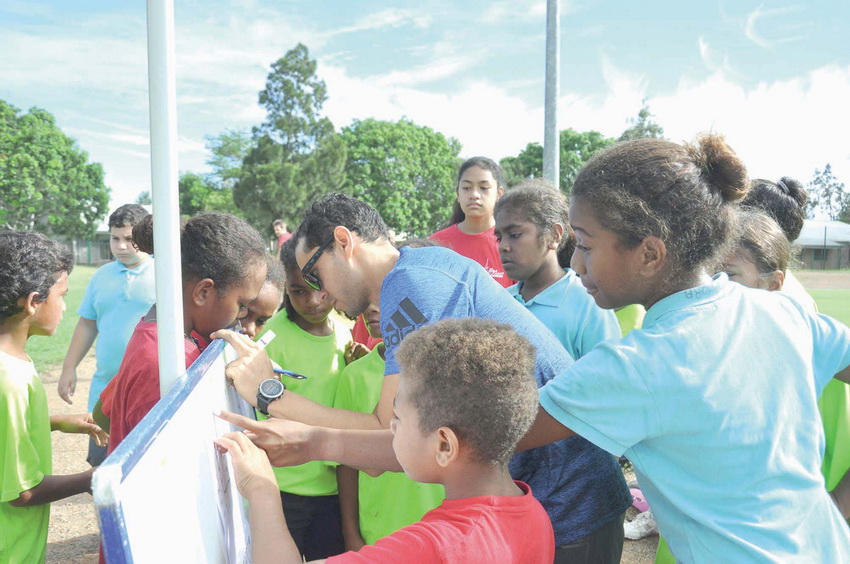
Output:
[131,215,155,254]
[687,133,749,202]
[777,176,807,208]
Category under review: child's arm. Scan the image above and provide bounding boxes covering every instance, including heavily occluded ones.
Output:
[214,432,306,564]
[8,468,95,507]
[337,465,366,551]
[58,318,98,404]
[216,411,403,472]
[515,405,576,452]
[50,413,108,446]
[830,468,850,519]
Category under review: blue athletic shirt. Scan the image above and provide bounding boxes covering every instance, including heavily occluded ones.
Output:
[508,268,620,360]
[539,273,850,563]
[78,258,156,411]
[380,246,631,546]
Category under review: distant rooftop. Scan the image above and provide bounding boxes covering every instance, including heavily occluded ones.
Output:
[797,219,850,248]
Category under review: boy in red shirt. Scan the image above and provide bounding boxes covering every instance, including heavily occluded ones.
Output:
[217,317,554,563]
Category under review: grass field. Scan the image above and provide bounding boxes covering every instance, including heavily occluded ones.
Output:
[25,265,96,370]
[811,290,850,325]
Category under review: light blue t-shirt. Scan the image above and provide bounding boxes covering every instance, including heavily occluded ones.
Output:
[508,268,620,360]
[380,246,631,546]
[539,273,850,563]
[78,258,156,410]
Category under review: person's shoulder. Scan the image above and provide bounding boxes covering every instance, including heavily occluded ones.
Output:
[0,352,38,393]
[429,224,457,241]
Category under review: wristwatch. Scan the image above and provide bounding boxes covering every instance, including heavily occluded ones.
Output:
[256,378,285,416]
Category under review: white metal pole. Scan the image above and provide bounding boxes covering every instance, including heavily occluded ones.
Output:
[543,0,560,189]
[146,0,186,396]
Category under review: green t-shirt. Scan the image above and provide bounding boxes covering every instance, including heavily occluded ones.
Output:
[257,313,351,496]
[334,346,445,544]
[614,304,645,337]
[0,351,52,564]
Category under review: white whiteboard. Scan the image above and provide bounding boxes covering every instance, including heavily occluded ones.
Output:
[92,339,254,563]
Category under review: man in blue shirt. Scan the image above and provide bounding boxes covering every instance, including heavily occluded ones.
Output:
[225,194,630,562]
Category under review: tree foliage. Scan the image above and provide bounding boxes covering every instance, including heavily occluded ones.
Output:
[341,118,461,237]
[205,128,252,190]
[234,44,346,231]
[619,103,665,142]
[500,128,616,192]
[0,100,110,237]
[807,164,850,221]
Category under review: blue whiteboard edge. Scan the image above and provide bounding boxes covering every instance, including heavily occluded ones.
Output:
[92,339,227,562]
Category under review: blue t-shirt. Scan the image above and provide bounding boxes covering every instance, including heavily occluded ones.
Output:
[508,268,620,360]
[539,274,850,563]
[78,258,156,410]
[380,246,631,545]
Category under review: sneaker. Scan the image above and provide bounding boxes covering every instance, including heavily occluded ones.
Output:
[624,510,658,540]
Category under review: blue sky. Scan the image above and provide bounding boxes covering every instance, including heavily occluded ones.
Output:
[2,0,848,212]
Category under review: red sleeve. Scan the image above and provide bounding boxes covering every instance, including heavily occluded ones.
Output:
[326,524,441,563]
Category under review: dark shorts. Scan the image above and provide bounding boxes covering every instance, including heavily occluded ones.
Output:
[554,511,626,564]
[87,437,108,467]
[279,491,345,560]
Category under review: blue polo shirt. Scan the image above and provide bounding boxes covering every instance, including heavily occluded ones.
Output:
[381,246,631,546]
[540,274,850,562]
[508,268,620,360]
[78,258,156,410]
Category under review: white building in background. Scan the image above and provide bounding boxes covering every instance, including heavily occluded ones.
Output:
[796,219,850,270]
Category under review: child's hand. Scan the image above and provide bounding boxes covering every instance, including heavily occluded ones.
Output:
[57,368,77,405]
[344,341,369,365]
[216,410,318,467]
[211,329,274,406]
[215,431,279,500]
[50,413,109,447]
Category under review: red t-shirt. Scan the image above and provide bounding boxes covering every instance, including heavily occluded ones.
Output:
[429,224,513,288]
[351,315,382,350]
[276,232,292,254]
[106,320,206,455]
[326,481,554,563]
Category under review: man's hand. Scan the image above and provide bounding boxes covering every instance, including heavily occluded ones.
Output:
[214,432,279,501]
[211,329,275,407]
[216,410,319,467]
[57,368,77,405]
[51,413,108,447]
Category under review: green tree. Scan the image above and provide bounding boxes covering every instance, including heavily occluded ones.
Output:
[0,100,110,236]
[135,191,152,205]
[807,164,849,221]
[500,128,616,192]
[619,102,665,142]
[205,128,252,190]
[177,171,239,217]
[341,118,462,237]
[234,44,346,231]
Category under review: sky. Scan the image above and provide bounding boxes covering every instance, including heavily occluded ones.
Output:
[2,0,848,213]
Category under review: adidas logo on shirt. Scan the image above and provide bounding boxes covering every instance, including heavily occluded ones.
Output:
[383,298,429,348]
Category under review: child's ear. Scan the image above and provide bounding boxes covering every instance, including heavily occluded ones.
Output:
[435,426,460,468]
[191,278,216,306]
[18,292,41,316]
[549,223,565,250]
[637,236,667,276]
[767,270,785,292]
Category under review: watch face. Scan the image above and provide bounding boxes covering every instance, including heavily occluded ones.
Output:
[259,379,284,397]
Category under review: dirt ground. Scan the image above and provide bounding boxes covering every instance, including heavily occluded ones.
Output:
[43,270,846,563]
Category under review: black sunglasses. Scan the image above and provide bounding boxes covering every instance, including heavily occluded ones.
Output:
[301,234,335,291]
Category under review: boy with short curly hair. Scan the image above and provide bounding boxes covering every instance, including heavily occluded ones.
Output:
[217,318,555,563]
[0,231,107,563]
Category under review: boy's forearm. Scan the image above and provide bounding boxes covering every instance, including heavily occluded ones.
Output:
[269,393,384,431]
[317,428,402,473]
[337,466,362,542]
[62,318,98,370]
[9,469,95,507]
[246,488,302,564]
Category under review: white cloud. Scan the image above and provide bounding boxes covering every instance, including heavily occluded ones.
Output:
[328,8,432,36]
[744,4,807,48]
